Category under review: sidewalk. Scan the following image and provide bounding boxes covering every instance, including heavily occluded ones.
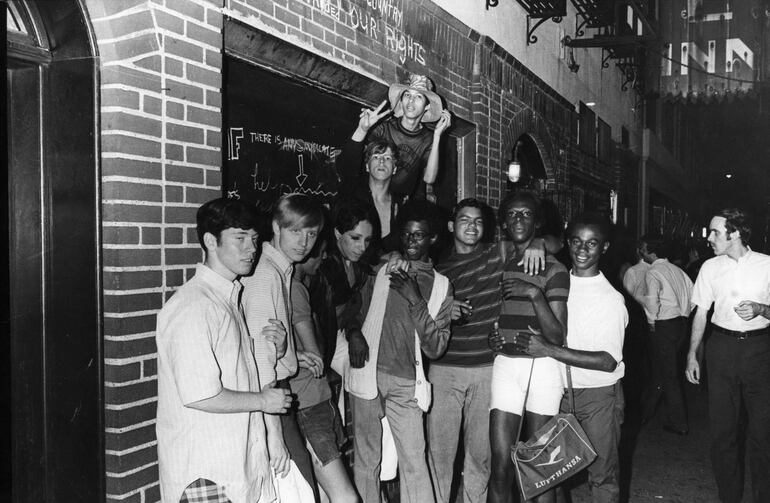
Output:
[566,381,751,503]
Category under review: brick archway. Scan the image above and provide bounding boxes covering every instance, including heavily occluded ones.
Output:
[501,107,557,184]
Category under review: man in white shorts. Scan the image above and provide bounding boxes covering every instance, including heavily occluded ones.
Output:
[488,191,569,503]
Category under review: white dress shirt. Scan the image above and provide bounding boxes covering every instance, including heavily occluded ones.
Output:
[156,264,274,503]
[643,258,694,324]
[692,250,770,331]
[623,259,650,304]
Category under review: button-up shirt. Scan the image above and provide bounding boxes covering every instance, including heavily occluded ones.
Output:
[156,264,274,503]
[242,242,298,386]
[692,249,770,331]
[643,258,694,324]
[622,259,650,306]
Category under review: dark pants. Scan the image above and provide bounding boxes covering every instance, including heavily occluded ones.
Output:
[642,317,688,429]
[706,329,770,503]
[562,382,624,503]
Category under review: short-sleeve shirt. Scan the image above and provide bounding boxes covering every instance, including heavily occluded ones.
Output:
[242,242,298,386]
[156,264,274,503]
[564,272,627,388]
[498,254,570,356]
[290,277,333,409]
[370,116,433,199]
[691,250,770,331]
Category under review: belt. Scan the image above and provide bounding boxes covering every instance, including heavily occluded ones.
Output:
[714,326,770,339]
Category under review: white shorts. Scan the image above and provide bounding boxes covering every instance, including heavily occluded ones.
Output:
[490,355,564,416]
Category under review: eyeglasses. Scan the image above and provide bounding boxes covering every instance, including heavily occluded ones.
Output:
[506,209,534,220]
[568,238,600,250]
[400,230,429,241]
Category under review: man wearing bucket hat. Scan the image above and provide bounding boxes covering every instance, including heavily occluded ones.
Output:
[353,73,452,200]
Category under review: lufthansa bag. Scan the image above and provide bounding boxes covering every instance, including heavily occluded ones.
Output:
[512,413,596,500]
[510,360,596,500]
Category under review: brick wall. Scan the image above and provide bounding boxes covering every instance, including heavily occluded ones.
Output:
[85,0,225,500]
[85,0,626,500]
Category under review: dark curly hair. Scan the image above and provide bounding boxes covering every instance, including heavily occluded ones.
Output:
[718,207,752,245]
[397,199,442,236]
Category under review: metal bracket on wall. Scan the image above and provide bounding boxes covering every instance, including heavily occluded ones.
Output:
[601,48,614,69]
[527,14,563,45]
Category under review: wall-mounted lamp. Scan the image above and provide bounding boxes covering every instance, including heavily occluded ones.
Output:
[562,36,579,73]
[508,140,523,183]
[507,160,522,183]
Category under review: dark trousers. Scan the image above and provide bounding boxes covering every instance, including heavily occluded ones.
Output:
[706,329,770,503]
[642,317,688,429]
[561,382,624,503]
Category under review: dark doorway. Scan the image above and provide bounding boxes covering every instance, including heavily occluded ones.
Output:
[6,1,102,501]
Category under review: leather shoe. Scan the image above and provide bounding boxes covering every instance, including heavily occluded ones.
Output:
[662,424,689,436]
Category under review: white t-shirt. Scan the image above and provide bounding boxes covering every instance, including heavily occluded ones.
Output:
[564,272,628,388]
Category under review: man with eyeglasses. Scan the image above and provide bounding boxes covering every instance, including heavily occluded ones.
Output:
[487,191,569,503]
[350,199,454,503]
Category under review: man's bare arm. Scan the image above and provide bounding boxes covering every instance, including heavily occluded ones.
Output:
[187,387,291,414]
[685,307,708,384]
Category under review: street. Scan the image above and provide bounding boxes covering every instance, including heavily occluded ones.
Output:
[566,381,752,502]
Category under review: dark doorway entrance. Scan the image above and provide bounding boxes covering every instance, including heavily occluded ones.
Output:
[5,1,102,501]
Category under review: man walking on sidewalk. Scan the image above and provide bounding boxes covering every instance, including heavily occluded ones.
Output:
[686,208,770,503]
[639,234,693,435]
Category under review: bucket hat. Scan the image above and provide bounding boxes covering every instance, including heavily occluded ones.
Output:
[388,74,444,123]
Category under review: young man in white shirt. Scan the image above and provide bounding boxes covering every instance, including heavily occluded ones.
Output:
[685,208,770,503]
[155,198,292,503]
[242,193,325,494]
[519,213,628,503]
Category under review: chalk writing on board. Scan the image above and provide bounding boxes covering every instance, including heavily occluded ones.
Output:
[229,127,244,160]
[227,127,342,211]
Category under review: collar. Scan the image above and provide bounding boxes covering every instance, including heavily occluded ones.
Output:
[393,116,425,137]
[652,258,668,266]
[570,270,605,283]
[408,259,434,271]
[737,248,753,264]
[195,264,242,302]
[261,242,293,275]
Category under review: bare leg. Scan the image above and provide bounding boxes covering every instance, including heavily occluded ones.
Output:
[524,411,556,503]
[312,456,359,503]
[488,408,520,503]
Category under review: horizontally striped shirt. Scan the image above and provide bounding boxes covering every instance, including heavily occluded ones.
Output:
[434,243,503,367]
[499,254,570,356]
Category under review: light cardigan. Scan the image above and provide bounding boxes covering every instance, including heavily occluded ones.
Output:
[346,266,449,411]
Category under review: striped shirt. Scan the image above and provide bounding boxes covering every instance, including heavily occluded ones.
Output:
[434,243,504,367]
[499,254,570,356]
[242,242,298,386]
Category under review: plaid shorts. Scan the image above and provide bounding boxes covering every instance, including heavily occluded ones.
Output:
[179,478,232,503]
